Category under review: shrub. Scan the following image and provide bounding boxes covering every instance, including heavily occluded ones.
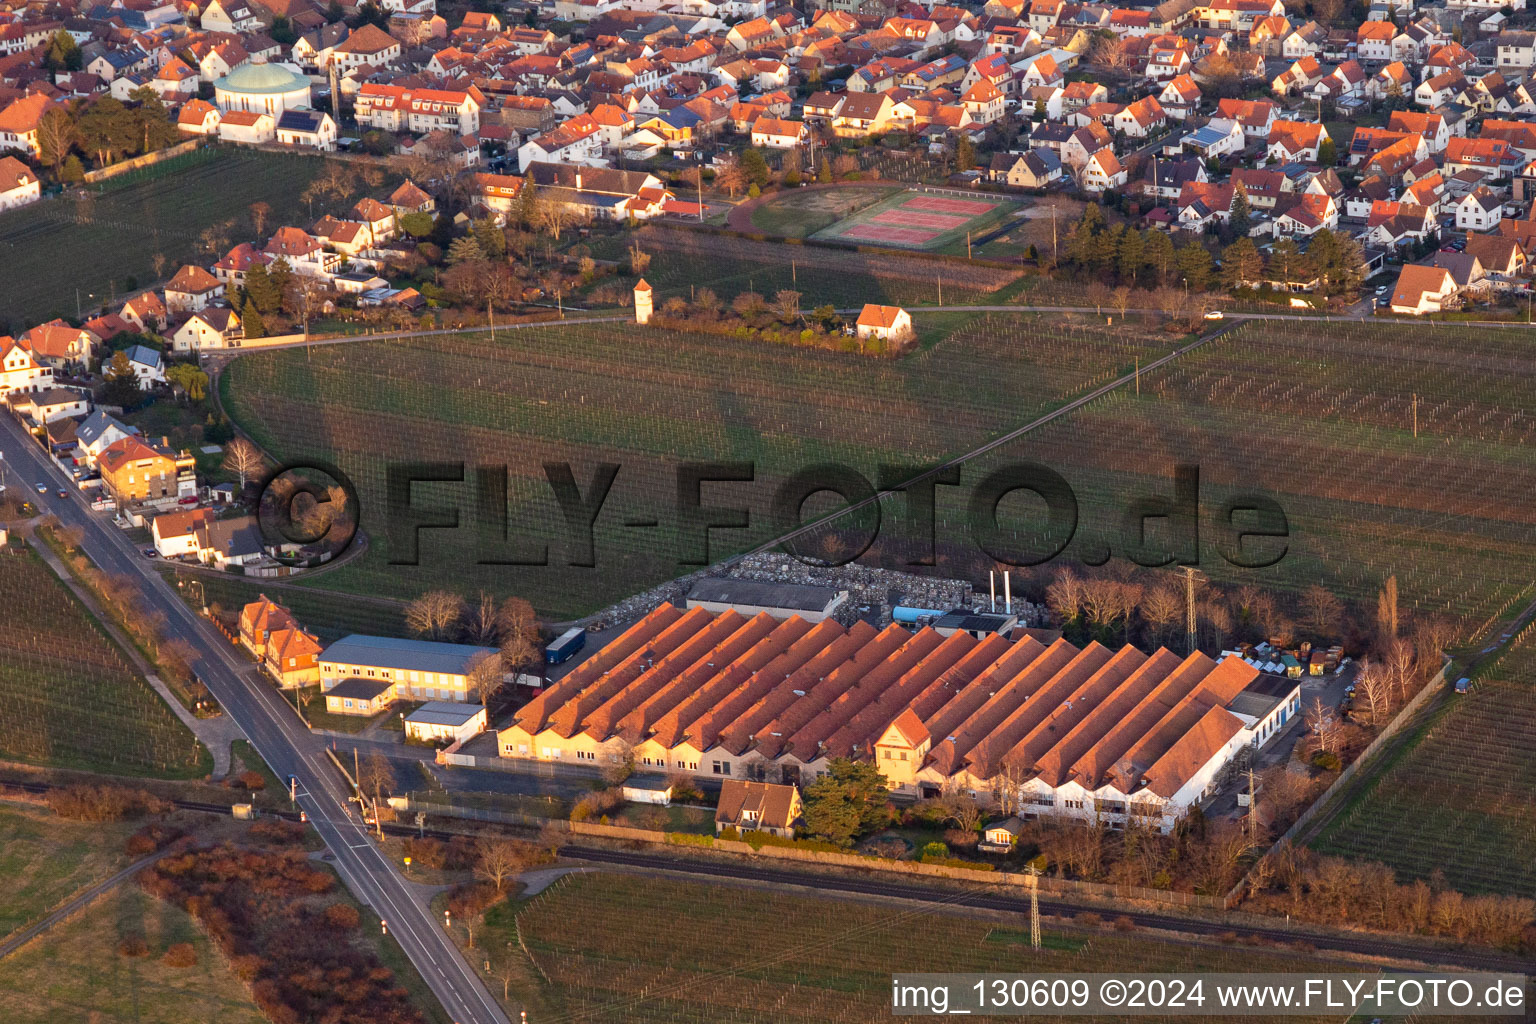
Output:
[1113,915,1136,932]
[248,819,305,845]
[320,903,361,931]
[49,784,168,822]
[125,823,182,856]
[162,942,198,967]
[666,832,714,848]
[920,841,949,860]
[404,837,447,870]
[117,935,150,958]
[1310,750,1342,772]
[234,770,266,791]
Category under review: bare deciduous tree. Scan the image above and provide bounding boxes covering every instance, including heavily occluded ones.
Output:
[356,752,395,836]
[405,590,465,640]
[467,650,503,707]
[1300,584,1343,640]
[1046,567,1084,625]
[223,438,264,492]
[474,837,528,893]
[1376,574,1399,647]
[1305,696,1341,755]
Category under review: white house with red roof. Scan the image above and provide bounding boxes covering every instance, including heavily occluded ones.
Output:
[0,155,39,211]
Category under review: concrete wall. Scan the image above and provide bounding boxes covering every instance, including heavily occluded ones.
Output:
[84,138,203,183]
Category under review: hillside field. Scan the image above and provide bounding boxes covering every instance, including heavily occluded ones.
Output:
[0,547,208,778]
[220,312,1175,618]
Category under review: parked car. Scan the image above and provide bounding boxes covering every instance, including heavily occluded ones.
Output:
[142,548,157,558]
[1203,310,1224,320]
[1454,677,1470,694]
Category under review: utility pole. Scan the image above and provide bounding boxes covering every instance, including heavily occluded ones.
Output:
[1246,764,1257,841]
[1026,861,1042,949]
[1176,566,1204,655]
[1411,392,1417,438]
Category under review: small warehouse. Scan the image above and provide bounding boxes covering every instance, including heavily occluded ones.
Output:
[404,701,489,744]
[684,579,848,622]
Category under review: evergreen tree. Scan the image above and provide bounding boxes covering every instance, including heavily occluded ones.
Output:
[1117,227,1146,282]
[817,158,831,183]
[242,299,267,339]
[447,234,486,265]
[1268,237,1301,287]
[267,257,293,302]
[1144,229,1176,285]
[472,217,505,258]
[1229,183,1252,238]
[955,135,975,171]
[1318,136,1337,167]
[1221,237,1262,290]
[43,30,82,72]
[1175,241,1212,291]
[740,147,770,190]
[99,350,142,408]
[244,263,281,316]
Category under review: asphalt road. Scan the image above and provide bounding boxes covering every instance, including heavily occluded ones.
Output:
[0,412,509,1024]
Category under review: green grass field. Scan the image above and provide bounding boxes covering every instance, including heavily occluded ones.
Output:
[0,548,208,778]
[0,884,268,1024]
[1310,643,1536,898]
[0,148,365,331]
[0,805,140,942]
[493,872,1406,1024]
[590,225,1021,308]
[748,185,900,238]
[220,312,1176,618]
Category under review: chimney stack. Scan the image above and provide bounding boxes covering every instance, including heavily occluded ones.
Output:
[989,570,996,613]
[1004,571,1012,616]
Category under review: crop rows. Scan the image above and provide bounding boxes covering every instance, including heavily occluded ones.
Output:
[0,551,205,777]
[919,318,1536,624]
[512,872,1370,1024]
[1311,644,1536,897]
[222,314,1168,617]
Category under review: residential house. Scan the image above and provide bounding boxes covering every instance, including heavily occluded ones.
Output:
[170,306,243,352]
[1457,186,1504,231]
[1081,149,1127,192]
[750,116,806,148]
[165,265,224,312]
[990,149,1063,188]
[855,304,912,342]
[275,109,336,151]
[0,339,51,397]
[0,155,39,211]
[1389,263,1457,314]
[327,24,401,73]
[354,83,482,136]
[714,779,803,838]
[218,109,276,145]
[123,344,166,384]
[98,435,195,506]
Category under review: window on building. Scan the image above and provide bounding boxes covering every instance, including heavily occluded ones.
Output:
[343,699,353,708]
[712,760,731,775]
[576,750,595,761]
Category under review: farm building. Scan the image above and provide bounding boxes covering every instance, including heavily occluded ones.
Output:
[684,579,848,622]
[496,605,1301,832]
[854,304,912,341]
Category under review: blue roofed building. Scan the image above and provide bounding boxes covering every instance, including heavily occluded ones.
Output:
[318,635,503,705]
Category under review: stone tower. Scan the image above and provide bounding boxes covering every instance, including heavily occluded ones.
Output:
[634,278,653,325]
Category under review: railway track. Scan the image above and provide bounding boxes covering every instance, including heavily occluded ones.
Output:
[4,778,1528,975]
